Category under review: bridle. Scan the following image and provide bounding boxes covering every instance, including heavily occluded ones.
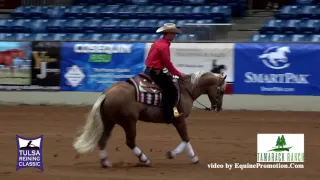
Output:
[179,74,226,112]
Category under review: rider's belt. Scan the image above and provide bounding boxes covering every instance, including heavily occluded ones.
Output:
[146,67,162,75]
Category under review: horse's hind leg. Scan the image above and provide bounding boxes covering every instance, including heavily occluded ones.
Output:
[121,120,151,166]
[98,119,115,168]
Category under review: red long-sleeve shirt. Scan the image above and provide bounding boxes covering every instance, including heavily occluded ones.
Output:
[145,37,182,77]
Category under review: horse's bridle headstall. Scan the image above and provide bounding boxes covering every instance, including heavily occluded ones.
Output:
[179,75,225,112]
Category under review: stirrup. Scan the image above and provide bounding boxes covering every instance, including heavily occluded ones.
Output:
[173,107,183,118]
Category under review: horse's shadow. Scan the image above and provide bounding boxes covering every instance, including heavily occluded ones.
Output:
[73,160,200,170]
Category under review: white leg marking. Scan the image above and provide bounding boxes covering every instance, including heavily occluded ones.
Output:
[185,142,199,163]
[99,150,107,159]
[171,141,187,157]
[100,150,112,167]
[132,146,151,165]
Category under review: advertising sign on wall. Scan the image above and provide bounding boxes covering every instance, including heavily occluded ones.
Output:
[234,43,320,95]
[60,42,146,92]
[31,41,61,90]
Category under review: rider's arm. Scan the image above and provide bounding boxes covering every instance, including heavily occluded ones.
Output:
[159,46,182,77]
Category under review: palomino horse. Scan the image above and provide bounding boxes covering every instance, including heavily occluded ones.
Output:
[73,71,227,167]
[0,49,26,76]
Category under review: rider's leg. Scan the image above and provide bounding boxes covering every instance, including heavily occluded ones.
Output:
[154,73,175,123]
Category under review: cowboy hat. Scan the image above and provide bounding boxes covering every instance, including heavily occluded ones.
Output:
[156,23,182,34]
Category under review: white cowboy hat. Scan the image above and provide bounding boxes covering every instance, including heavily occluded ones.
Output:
[156,23,182,34]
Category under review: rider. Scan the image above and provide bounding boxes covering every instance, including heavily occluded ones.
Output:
[144,23,184,124]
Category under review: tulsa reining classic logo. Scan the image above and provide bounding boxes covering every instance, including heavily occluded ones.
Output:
[16,135,44,171]
[258,46,291,70]
[257,134,304,163]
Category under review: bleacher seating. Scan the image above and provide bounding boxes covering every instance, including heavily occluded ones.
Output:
[0,0,247,41]
[250,0,320,42]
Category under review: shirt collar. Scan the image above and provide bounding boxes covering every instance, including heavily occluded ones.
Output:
[161,37,171,46]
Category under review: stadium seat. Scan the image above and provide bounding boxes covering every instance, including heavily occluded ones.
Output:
[83,19,103,33]
[297,5,316,19]
[291,34,311,42]
[249,34,272,42]
[11,6,30,18]
[271,34,291,42]
[211,6,231,22]
[64,19,85,33]
[0,19,12,33]
[82,5,103,18]
[33,33,54,40]
[99,5,121,18]
[192,6,212,19]
[300,19,320,34]
[136,19,158,33]
[29,6,48,19]
[71,33,86,40]
[47,6,67,19]
[11,19,32,33]
[311,34,320,42]
[296,0,313,5]
[0,33,16,40]
[14,33,34,40]
[52,33,72,40]
[116,5,139,18]
[30,19,50,33]
[47,19,67,33]
[110,33,123,41]
[153,6,175,19]
[282,19,302,34]
[175,34,196,41]
[260,19,284,34]
[64,6,85,18]
[119,33,138,40]
[135,5,156,19]
[184,0,206,5]
[100,19,121,33]
[276,6,300,19]
[130,0,150,5]
[118,19,140,33]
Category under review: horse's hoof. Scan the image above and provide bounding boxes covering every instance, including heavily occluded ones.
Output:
[166,151,174,159]
[191,155,199,164]
[136,160,152,167]
[100,158,112,168]
[192,160,199,164]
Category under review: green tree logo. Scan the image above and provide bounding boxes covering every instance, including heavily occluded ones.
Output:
[269,135,292,152]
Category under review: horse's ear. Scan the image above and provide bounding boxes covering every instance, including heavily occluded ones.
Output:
[223,75,227,81]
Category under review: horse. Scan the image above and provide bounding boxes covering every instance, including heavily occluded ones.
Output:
[73,70,227,168]
[0,49,27,77]
[258,46,291,67]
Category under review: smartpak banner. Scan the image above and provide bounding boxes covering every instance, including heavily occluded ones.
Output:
[234,43,320,95]
[60,42,146,92]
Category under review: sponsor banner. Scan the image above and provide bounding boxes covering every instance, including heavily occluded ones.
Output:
[0,41,33,91]
[145,43,234,94]
[60,42,146,92]
[31,41,61,90]
[234,43,320,95]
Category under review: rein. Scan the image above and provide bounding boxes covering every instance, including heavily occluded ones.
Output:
[179,76,215,111]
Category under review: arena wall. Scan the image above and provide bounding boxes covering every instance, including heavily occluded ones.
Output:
[0,92,319,111]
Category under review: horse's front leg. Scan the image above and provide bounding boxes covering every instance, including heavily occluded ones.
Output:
[167,118,199,164]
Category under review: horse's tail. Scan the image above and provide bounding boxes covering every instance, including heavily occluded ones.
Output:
[73,93,106,154]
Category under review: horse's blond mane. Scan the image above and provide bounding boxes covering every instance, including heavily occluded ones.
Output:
[190,71,222,90]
